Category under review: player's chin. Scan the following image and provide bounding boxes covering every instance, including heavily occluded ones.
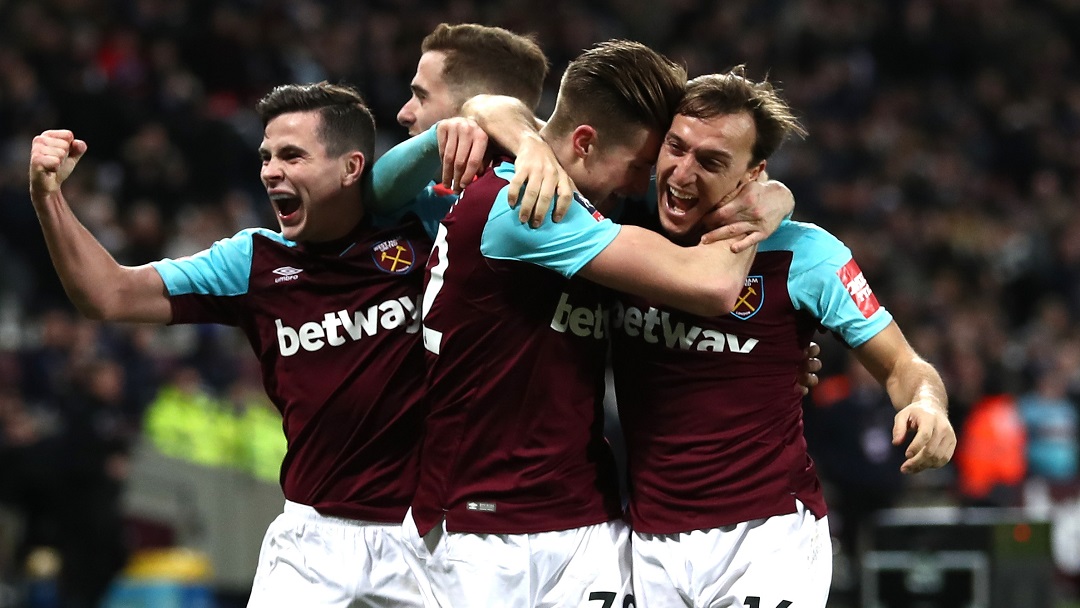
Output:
[658,209,695,241]
[278,221,305,242]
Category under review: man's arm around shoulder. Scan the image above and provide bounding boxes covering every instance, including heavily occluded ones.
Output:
[579,226,755,317]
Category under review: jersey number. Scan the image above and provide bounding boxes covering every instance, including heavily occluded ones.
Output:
[421,223,449,354]
[744,597,792,608]
[588,592,634,608]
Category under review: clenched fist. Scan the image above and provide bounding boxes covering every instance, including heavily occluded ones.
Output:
[29,130,87,199]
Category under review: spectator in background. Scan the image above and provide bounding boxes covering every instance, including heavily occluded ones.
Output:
[143,366,236,468]
[1018,365,1079,485]
[806,357,914,602]
[954,393,1027,507]
[0,326,142,608]
[55,359,135,608]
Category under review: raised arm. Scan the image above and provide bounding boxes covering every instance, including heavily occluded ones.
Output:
[853,321,956,474]
[28,130,171,323]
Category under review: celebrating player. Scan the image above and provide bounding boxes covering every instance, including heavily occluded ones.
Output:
[25,20,571,607]
[29,83,446,607]
[610,68,954,608]
[452,64,954,607]
[400,40,796,608]
[397,23,549,138]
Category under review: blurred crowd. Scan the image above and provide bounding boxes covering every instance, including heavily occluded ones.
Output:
[0,0,1079,604]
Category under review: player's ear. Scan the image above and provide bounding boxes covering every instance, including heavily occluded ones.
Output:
[745,159,766,183]
[342,151,366,187]
[570,125,598,160]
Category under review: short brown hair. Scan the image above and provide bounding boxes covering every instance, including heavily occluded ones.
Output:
[678,66,806,166]
[256,82,376,168]
[547,40,686,147]
[421,23,549,111]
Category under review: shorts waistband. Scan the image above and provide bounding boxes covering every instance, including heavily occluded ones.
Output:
[282,500,396,527]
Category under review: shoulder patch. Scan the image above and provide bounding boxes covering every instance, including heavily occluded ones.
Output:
[372,238,416,274]
[836,259,880,318]
[574,192,605,221]
[730,275,764,320]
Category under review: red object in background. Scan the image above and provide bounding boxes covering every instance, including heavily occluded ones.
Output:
[954,394,1027,500]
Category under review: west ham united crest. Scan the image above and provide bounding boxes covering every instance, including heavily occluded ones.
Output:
[730,275,763,320]
[372,238,415,274]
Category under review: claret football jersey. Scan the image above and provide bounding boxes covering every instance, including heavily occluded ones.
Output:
[611,217,893,534]
[412,160,625,536]
[151,214,433,522]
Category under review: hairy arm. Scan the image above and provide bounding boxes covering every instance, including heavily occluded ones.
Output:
[483,177,754,317]
[29,130,171,323]
[579,227,756,317]
[854,321,956,474]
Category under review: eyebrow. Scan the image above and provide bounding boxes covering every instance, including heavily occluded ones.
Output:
[698,148,732,165]
[259,144,307,158]
[668,132,733,164]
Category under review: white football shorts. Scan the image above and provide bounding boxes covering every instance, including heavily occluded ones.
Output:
[632,500,831,608]
[402,508,633,607]
[247,501,423,608]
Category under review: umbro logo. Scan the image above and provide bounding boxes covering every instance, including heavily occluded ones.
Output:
[273,266,303,283]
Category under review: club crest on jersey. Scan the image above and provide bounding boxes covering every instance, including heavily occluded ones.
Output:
[372,238,415,274]
[574,192,605,221]
[730,275,763,320]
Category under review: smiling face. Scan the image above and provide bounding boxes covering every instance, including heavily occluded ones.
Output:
[258,111,364,243]
[397,51,460,136]
[656,112,764,243]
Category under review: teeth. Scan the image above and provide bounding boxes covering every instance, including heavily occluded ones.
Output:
[269,192,295,201]
[668,186,695,200]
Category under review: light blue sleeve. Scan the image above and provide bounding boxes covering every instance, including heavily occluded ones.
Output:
[480,163,621,278]
[150,228,289,296]
[761,220,893,348]
[366,125,441,214]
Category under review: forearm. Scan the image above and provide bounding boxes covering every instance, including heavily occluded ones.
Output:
[685,240,757,314]
[855,323,949,413]
[461,94,543,156]
[884,355,948,413]
[581,227,756,317]
[365,126,441,214]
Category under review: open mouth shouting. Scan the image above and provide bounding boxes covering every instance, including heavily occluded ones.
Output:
[270,192,302,223]
[664,184,699,217]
